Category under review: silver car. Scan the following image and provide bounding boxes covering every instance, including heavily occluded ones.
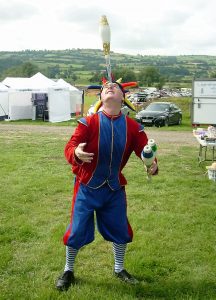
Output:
[135,102,182,127]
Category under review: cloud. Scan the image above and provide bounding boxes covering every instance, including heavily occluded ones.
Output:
[0,0,215,54]
[0,0,39,23]
[102,0,216,55]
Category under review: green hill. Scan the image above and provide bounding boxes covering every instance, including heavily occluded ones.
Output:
[0,49,215,87]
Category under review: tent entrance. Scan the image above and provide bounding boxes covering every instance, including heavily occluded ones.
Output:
[32,93,48,120]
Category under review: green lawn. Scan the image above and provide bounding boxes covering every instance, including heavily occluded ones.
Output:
[0,122,215,300]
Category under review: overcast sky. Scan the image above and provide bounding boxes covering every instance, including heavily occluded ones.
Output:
[0,0,215,55]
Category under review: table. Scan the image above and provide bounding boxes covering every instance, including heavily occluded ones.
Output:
[193,131,216,165]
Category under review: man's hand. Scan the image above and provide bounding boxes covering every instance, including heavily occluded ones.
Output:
[75,143,94,163]
[144,161,158,175]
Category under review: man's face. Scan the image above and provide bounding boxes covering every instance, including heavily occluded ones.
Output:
[100,82,124,105]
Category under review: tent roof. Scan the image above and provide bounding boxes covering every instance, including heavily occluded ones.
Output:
[31,72,55,86]
[57,79,79,91]
[0,82,9,91]
[2,72,65,90]
[2,77,31,89]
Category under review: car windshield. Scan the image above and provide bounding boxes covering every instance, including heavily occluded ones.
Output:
[145,103,169,112]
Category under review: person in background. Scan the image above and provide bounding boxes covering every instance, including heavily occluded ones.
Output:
[56,81,158,291]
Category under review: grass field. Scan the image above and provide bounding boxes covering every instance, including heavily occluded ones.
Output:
[0,98,216,300]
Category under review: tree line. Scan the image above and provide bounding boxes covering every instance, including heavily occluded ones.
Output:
[0,61,167,88]
[89,66,166,88]
[1,49,216,88]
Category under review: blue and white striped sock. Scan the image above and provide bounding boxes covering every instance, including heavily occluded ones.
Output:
[64,246,78,272]
[112,243,127,273]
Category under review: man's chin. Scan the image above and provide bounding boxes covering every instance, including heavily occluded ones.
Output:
[104,99,121,105]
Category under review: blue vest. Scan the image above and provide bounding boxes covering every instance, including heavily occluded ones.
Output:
[87,112,127,190]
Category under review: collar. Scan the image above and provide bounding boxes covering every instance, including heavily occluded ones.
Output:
[102,110,122,120]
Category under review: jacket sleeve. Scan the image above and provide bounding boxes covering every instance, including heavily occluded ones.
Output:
[64,119,89,166]
[133,123,148,159]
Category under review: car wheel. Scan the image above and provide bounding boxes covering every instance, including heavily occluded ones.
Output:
[164,118,169,127]
[177,117,182,125]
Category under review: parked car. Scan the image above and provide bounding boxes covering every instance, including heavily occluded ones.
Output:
[87,101,130,116]
[135,102,182,127]
[130,92,148,104]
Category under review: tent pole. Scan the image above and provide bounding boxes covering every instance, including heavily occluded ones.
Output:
[81,90,84,117]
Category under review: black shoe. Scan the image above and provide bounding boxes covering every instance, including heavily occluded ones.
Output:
[56,270,75,291]
[114,269,139,284]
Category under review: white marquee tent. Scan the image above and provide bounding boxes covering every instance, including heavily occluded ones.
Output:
[1,73,82,122]
[57,79,83,115]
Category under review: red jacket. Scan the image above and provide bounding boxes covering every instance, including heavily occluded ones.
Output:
[65,111,149,190]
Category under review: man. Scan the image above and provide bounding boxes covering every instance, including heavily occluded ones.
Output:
[56,81,158,291]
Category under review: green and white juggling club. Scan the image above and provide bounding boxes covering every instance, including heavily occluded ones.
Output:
[141,139,157,180]
[148,139,157,158]
[141,145,154,180]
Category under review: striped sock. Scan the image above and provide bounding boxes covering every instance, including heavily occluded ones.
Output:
[112,243,127,273]
[64,246,78,272]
